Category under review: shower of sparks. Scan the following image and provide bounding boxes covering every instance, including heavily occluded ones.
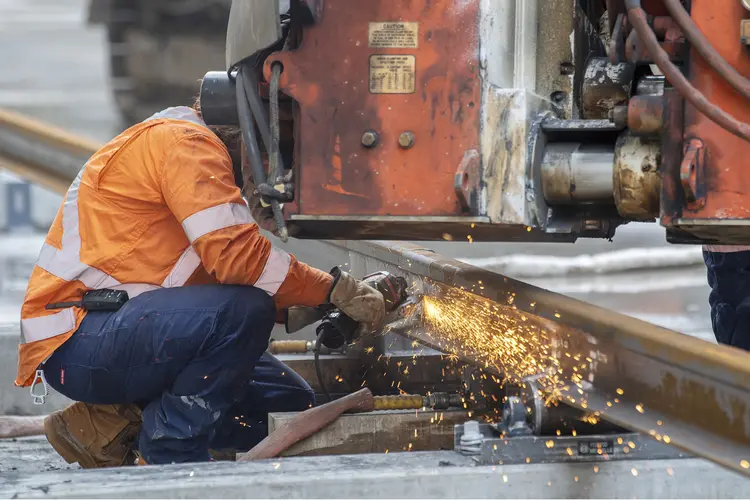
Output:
[414,283,594,408]
[419,287,583,404]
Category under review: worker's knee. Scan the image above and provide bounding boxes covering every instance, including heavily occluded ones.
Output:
[214,286,276,338]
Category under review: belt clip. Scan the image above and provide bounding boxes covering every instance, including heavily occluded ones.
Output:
[30,369,49,405]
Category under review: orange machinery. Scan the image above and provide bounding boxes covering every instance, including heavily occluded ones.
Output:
[198,0,750,245]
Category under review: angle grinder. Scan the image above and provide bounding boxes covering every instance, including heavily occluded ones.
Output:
[312,270,408,401]
[316,270,409,349]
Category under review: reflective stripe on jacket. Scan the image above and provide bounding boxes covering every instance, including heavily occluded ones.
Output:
[16,107,332,387]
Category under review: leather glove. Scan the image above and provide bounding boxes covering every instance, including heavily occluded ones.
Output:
[244,179,277,233]
[328,268,386,328]
[285,306,326,334]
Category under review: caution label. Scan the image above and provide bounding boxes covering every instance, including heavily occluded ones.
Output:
[369,22,419,48]
[369,55,416,94]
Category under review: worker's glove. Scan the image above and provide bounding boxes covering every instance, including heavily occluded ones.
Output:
[285,306,326,334]
[328,267,386,329]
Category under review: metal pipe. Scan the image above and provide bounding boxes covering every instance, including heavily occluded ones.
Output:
[635,75,665,96]
[541,143,616,205]
[625,0,750,142]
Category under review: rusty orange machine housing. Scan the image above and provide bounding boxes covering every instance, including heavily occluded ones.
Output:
[200,0,750,245]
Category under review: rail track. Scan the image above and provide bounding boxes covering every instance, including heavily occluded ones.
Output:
[2,109,749,477]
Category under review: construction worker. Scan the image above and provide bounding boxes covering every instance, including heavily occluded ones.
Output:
[16,103,386,467]
[703,246,750,351]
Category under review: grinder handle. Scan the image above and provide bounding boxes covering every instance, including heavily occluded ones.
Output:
[237,388,375,461]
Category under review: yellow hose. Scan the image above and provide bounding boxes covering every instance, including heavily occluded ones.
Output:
[373,395,425,411]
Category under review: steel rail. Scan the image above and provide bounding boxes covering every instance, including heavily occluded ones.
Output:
[3,109,750,477]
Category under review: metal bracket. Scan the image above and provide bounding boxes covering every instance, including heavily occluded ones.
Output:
[454,150,481,214]
[680,138,707,210]
[454,422,689,466]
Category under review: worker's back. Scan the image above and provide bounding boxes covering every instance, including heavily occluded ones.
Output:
[17,107,230,386]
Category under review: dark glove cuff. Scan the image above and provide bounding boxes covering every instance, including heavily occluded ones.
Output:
[327,266,343,303]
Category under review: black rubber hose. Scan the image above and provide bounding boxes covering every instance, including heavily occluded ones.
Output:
[236,68,267,195]
[240,65,273,156]
[314,337,333,403]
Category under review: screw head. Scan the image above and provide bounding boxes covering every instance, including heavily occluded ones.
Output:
[361,130,379,148]
[398,131,415,149]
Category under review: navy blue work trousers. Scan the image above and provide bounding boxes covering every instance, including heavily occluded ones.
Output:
[42,285,315,464]
[704,250,750,350]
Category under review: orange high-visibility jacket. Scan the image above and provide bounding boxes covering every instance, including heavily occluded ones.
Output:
[16,107,333,387]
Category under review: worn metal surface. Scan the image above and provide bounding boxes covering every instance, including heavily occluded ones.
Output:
[267,409,466,457]
[675,0,750,235]
[541,143,615,205]
[581,58,635,120]
[264,0,481,218]
[627,95,664,136]
[613,133,661,220]
[454,422,688,466]
[225,0,280,69]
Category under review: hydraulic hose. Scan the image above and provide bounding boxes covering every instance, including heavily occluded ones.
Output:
[241,66,273,156]
[236,63,289,241]
[662,0,750,101]
[236,69,267,199]
[625,0,750,142]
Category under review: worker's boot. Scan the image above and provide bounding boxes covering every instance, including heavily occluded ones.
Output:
[44,402,142,468]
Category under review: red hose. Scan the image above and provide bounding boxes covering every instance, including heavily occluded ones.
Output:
[662,0,750,101]
[625,1,750,142]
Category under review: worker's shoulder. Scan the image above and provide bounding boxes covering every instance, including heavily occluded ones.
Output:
[142,107,227,151]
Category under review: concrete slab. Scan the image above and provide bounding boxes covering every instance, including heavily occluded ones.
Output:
[268,409,467,456]
[2,445,749,499]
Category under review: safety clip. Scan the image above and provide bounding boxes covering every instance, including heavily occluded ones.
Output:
[30,369,49,405]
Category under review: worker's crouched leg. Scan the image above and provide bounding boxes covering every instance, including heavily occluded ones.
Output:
[44,285,276,465]
[210,353,316,453]
[137,286,276,464]
[704,250,750,350]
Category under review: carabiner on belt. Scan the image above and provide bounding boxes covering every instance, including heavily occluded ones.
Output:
[30,369,49,405]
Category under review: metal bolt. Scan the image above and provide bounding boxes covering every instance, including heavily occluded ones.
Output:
[361,130,379,148]
[560,62,575,76]
[398,131,415,149]
[551,91,567,104]
[610,105,629,128]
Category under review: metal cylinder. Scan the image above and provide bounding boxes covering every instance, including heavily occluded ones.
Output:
[541,143,616,205]
[635,75,665,96]
[199,71,239,127]
[627,95,664,136]
[613,133,662,220]
[581,58,636,120]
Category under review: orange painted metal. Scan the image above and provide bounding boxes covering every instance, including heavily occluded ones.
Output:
[682,0,750,220]
[264,0,481,217]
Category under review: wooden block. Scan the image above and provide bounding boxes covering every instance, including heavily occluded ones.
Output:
[267,409,469,457]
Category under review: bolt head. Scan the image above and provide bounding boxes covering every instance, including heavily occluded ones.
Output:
[361,130,379,148]
[398,131,415,149]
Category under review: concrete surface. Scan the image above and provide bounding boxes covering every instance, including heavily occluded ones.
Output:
[1,443,749,499]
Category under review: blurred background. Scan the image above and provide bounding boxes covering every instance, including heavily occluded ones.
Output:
[0,0,713,343]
